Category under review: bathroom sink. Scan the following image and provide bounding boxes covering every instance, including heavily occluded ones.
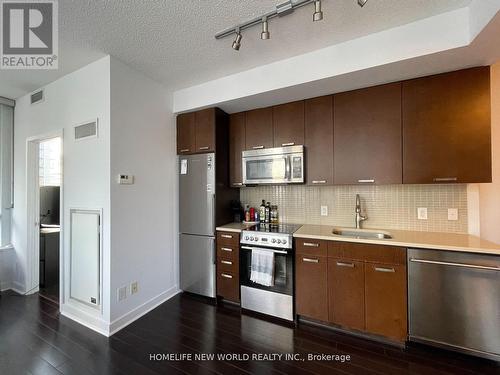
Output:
[332,227,393,240]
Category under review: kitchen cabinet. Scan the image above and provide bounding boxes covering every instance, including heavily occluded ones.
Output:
[273,101,305,148]
[295,239,328,321]
[245,107,273,150]
[334,83,402,184]
[365,263,407,342]
[194,108,215,153]
[403,67,491,184]
[177,112,196,154]
[216,231,240,303]
[229,113,246,187]
[305,96,334,185]
[328,258,365,331]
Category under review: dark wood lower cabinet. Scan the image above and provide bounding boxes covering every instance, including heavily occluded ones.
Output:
[328,258,365,331]
[216,231,240,303]
[295,253,328,322]
[365,262,407,342]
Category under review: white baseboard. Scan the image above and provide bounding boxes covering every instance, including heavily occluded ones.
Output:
[60,303,110,336]
[108,286,181,336]
[10,281,26,295]
[0,281,12,292]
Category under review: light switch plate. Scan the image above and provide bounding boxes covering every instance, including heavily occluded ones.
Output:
[321,206,328,216]
[131,282,138,294]
[448,208,458,221]
[118,286,127,301]
[417,207,428,220]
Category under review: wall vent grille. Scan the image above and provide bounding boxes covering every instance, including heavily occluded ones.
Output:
[30,90,44,104]
[74,120,98,140]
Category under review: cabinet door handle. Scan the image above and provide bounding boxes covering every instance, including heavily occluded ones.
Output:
[375,267,395,273]
[221,234,233,239]
[221,247,233,252]
[232,182,243,187]
[358,179,375,183]
[336,261,355,268]
[302,258,319,263]
[199,146,209,150]
[180,149,190,153]
[221,260,233,265]
[312,180,326,184]
[281,142,295,147]
[221,273,233,279]
[252,145,264,150]
[433,177,457,182]
[303,242,319,247]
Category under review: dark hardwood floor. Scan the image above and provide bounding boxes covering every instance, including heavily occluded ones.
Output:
[0,290,498,375]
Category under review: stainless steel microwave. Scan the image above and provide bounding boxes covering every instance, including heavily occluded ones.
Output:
[242,145,304,185]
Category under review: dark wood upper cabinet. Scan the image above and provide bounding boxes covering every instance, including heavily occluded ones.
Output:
[305,96,334,185]
[194,108,215,153]
[403,67,492,184]
[273,101,305,147]
[229,113,246,187]
[176,112,196,154]
[296,251,328,322]
[245,107,274,150]
[328,258,365,331]
[365,263,407,342]
[334,83,402,185]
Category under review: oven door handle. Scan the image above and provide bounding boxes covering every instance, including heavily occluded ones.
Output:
[241,245,288,255]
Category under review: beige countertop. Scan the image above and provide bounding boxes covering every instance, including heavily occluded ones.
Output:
[293,225,500,256]
[216,222,255,233]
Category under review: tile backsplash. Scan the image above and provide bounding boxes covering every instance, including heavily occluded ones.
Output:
[240,184,468,233]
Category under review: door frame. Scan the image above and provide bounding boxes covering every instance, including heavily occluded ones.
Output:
[25,130,63,306]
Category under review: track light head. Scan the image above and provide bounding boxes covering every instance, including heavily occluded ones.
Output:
[261,17,270,40]
[313,0,323,22]
[232,31,242,50]
[358,0,368,7]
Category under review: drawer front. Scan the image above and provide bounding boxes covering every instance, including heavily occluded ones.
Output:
[328,241,406,265]
[217,245,239,261]
[217,257,239,274]
[217,231,240,246]
[296,238,328,257]
[217,271,239,302]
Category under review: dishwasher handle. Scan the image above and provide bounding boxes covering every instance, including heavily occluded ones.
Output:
[409,258,500,272]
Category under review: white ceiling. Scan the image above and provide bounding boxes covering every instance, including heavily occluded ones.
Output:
[0,0,473,99]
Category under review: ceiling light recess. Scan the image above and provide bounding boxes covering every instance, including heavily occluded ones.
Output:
[358,0,369,7]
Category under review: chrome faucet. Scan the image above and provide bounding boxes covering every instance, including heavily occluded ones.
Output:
[355,194,367,229]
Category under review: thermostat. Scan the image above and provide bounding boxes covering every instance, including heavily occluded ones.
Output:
[118,174,134,185]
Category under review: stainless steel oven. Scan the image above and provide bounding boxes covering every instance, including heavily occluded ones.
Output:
[242,145,304,185]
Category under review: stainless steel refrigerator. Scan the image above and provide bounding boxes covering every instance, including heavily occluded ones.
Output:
[179,152,237,298]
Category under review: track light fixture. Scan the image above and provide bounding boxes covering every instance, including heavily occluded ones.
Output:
[216,0,368,50]
[232,30,242,50]
[313,1,323,22]
[261,17,270,40]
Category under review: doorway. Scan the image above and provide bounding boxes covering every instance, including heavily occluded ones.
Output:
[37,137,62,303]
[26,133,63,304]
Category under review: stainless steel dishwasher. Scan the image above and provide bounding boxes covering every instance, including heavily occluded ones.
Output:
[408,248,500,361]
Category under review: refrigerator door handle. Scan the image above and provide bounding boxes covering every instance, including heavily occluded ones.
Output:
[211,237,216,264]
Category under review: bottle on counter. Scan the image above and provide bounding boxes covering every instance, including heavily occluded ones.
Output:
[260,200,266,223]
[265,202,271,224]
[271,205,279,225]
[245,204,250,222]
[249,207,255,222]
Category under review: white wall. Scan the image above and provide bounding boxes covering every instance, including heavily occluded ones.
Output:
[12,56,111,327]
[108,57,178,333]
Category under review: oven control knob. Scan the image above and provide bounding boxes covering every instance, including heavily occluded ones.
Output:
[271,239,276,243]
[282,239,287,245]
[254,237,258,242]
[250,237,254,241]
[277,239,281,244]
[245,236,249,240]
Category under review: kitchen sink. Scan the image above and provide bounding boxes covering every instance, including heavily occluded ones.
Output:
[332,227,393,240]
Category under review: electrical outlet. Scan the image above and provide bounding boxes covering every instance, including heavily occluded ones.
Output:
[320,206,328,216]
[417,207,428,220]
[448,208,458,221]
[118,286,127,301]
[131,282,139,294]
